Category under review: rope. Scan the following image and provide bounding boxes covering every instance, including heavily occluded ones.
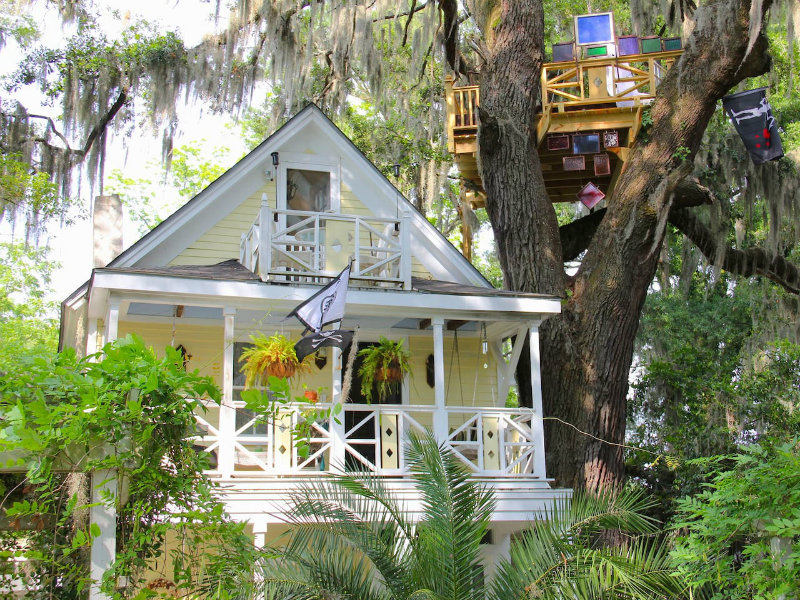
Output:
[339,327,360,404]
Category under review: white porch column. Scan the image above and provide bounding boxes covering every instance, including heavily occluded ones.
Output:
[104,299,120,346]
[89,469,117,600]
[218,307,237,477]
[400,210,412,290]
[329,347,346,472]
[432,318,448,442]
[482,531,511,584]
[252,520,268,549]
[258,193,272,281]
[87,318,99,356]
[528,321,547,478]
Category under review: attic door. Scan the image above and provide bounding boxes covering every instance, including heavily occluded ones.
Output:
[277,155,341,223]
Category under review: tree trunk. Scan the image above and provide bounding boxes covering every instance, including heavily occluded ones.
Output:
[474,0,773,492]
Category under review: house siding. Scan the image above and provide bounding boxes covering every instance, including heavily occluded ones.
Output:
[169,182,277,266]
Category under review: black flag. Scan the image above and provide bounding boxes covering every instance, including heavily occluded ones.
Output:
[287,263,351,332]
[722,88,784,165]
[294,330,355,362]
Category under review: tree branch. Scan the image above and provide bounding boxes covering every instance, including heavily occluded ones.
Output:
[80,88,127,157]
[437,0,470,76]
[558,177,714,261]
[402,0,418,45]
[670,207,800,294]
[370,0,431,25]
[560,209,606,262]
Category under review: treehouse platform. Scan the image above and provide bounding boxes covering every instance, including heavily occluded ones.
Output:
[445,48,683,209]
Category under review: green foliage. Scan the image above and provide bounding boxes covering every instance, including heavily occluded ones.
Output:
[671,440,800,599]
[629,279,800,520]
[9,21,186,101]
[240,433,683,600]
[472,240,505,288]
[0,3,38,49]
[0,242,58,358]
[0,153,66,235]
[0,335,255,597]
[357,337,412,403]
[170,142,230,199]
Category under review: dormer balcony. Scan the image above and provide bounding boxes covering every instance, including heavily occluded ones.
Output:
[240,197,412,289]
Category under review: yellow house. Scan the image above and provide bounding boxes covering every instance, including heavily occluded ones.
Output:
[58,105,568,598]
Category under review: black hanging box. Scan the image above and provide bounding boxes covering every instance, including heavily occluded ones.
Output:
[722,87,784,165]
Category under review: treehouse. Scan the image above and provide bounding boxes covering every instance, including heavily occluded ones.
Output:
[44,105,570,598]
[445,13,683,254]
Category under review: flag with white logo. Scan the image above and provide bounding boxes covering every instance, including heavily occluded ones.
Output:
[294,329,355,362]
[288,263,351,332]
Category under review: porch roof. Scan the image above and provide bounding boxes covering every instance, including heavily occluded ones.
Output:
[94,259,554,299]
[68,260,561,331]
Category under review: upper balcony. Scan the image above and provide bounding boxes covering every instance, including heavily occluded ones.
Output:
[445,46,683,206]
[240,195,413,289]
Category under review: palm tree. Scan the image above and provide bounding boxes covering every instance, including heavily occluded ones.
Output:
[236,433,683,600]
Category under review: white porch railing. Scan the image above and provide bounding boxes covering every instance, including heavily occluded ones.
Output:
[194,402,544,479]
[240,196,413,289]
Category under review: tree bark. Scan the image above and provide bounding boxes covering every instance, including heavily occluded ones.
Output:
[472,0,774,492]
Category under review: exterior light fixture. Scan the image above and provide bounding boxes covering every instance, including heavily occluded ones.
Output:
[271,151,280,166]
[392,164,400,178]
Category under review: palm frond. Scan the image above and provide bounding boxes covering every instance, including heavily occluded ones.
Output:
[405,432,495,600]
[492,489,684,600]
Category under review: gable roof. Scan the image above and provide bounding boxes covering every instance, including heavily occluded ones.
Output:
[109,104,490,288]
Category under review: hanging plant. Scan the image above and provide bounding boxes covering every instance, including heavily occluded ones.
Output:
[357,337,411,403]
[239,333,311,388]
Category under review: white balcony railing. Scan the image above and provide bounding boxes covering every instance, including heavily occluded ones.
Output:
[194,402,544,479]
[240,196,413,289]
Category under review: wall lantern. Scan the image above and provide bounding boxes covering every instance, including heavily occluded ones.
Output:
[271,151,280,166]
[392,163,400,178]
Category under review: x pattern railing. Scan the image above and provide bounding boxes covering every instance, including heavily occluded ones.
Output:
[241,207,410,288]
[194,403,541,478]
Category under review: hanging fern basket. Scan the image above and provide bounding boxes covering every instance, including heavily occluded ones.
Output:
[375,362,403,383]
[266,360,298,380]
[240,333,311,388]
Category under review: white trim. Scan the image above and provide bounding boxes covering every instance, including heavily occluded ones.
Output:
[88,271,561,320]
[529,322,547,478]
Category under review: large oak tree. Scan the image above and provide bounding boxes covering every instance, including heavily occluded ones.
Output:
[457,0,797,492]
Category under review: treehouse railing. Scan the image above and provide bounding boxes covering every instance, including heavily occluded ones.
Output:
[540,50,682,111]
[193,402,545,479]
[240,195,412,289]
[444,49,682,146]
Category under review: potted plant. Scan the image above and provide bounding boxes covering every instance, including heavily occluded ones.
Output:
[357,337,411,403]
[240,333,311,388]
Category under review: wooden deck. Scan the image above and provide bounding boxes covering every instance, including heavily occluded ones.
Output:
[445,49,682,207]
